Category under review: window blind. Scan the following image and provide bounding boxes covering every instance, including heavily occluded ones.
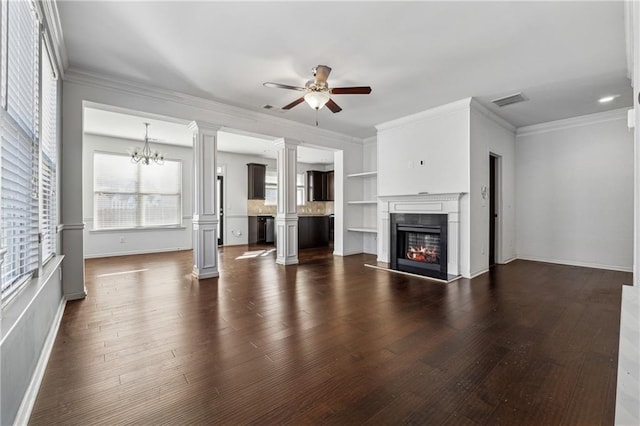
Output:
[6,0,38,138]
[40,40,57,262]
[94,153,182,230]
[1,1,39,299]
[1,111,39,296]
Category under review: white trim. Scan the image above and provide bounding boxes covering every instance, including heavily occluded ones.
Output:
[516,108,630,137]
[84,247,191,259]
[55,224,64,233]
[499,256,518,265]
[61,223,85,231]
[65,289,87,301]
[470,268,490,279]
[13,297,66,426]
[64,68,364,146]
[375,98,472,132]
[34,0,68,78]
[363,135,377,145]
[88,226,188,233]
[334,249,366,256]
[347,171,377,178]
[470,98,517,133]
[517,255,633,273]
[625,0,635,83]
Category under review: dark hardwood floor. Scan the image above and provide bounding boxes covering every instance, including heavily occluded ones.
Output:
[29,246,628,425]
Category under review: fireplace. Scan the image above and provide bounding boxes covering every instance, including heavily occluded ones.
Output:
[391,213,448,280]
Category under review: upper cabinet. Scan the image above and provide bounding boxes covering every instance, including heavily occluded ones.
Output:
[247,163,266,200]
[307,170,334,202]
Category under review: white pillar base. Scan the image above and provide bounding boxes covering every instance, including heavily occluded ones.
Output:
[275,215,299,265]
[192,218,219,279]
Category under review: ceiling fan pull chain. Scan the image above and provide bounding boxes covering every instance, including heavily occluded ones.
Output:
[315,108,319,127]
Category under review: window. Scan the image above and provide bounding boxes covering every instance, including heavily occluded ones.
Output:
[296,172,306,206]
[93,153,182,230]
[264,170,306,206]
[264,169,277,206]
[1,1,40,299]
[40,39,57,263]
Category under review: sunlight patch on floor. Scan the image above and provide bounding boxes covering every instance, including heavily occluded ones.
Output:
[236,248,276,260]
[96,268,149,278]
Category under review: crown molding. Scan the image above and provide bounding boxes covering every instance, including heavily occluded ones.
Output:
[516,108,630,137]
[624,0,635,84]
[363,135,377,145]
[375,98,472,132]
[36,0,69,79]
[470,98,516,133]
[63,68,364,147]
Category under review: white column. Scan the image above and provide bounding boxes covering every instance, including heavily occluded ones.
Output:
[188,121,221,279]
[275,138,299,265]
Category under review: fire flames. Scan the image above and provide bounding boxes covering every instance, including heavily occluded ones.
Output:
[406,245,438,263]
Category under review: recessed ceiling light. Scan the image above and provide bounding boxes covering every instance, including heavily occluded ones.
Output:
[598,95,619,103]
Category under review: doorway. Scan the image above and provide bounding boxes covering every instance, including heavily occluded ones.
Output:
[217,175,223,245]
[489,154,498,266]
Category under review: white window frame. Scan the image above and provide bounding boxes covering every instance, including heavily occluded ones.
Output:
[92,152,183,231]
[264,170,306,206]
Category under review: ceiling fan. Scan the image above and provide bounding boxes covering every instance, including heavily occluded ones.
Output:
[263,65,372,114]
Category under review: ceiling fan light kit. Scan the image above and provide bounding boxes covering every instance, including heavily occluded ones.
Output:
[304,91,331,110]
[263,64,372,120]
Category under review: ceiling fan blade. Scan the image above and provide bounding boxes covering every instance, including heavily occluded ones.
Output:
[282,97,305,110]
[331,86,372,95]
[325,99,342,113]
[263,82,306,91]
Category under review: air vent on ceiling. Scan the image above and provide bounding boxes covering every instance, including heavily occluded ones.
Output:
[491,92,528,107]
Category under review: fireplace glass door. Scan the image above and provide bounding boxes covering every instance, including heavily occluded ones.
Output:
[404,231,441,264]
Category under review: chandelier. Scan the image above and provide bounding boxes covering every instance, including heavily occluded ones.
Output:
[130,122,165,165]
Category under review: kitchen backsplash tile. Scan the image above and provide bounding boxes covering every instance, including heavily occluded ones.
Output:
[247,200,334,216]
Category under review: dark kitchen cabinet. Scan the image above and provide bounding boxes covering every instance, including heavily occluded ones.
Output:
[247,163,266,200]
[306,170,334,202]
[298,216,330,249]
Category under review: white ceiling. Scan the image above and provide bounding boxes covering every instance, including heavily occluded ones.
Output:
[83,107,336,164]
[60,1,632,139]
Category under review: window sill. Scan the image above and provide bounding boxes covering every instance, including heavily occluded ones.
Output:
[89,226,187,233]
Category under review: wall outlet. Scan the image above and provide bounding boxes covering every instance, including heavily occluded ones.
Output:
[419,160,425,166]
[120,236,125,243]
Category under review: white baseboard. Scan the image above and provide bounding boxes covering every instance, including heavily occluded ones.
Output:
[334,249,364,257]
[499,256,518,264]
[14,297,66,426]
[470,268,489,279]
[516,255,633,273]
[84,247,192,259]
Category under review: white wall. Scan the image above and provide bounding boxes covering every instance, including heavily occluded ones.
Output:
[82,134,193,258]
[376,98,472,276]
[469,101,517,276]
[516,109,633,271]
[377,99,471,197]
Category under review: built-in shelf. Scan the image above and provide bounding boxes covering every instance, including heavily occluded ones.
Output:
[347,227,378,233]
[347,171,377,178]
[347,200,377,205]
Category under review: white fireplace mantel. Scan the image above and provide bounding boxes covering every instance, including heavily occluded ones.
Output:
[377,192,465,276]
